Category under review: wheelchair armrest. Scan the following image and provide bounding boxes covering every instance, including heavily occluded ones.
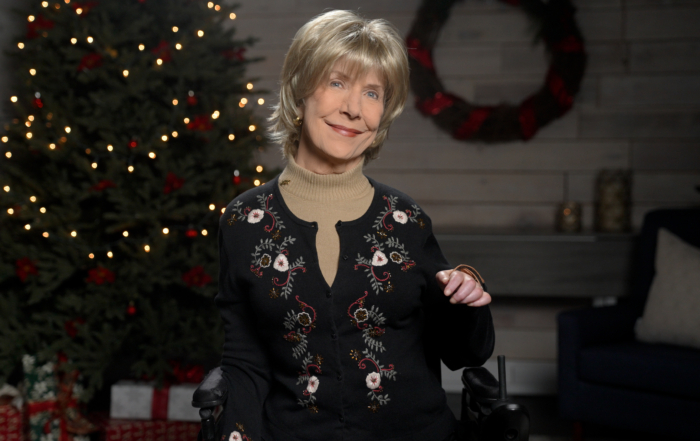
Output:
[192,367,228,408]
[462,367,500,403]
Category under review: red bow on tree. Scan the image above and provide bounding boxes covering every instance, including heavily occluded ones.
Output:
[186,115,213,131]
[85,267,115,285]
[90,180,117,192]
[16,257,38,282]
[77,53,103,72]
[222,47,246,61]
[163,172,185,194]
[151,40,172,62]
[26,15,54,39]
[182,266,212,287]
[64,318,86,339]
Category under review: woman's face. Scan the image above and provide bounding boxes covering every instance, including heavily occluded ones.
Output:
[297,60,385,169]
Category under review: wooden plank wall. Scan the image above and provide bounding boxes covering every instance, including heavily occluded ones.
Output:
[225,0,700,231]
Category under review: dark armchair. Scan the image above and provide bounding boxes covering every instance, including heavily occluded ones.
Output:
[192,355,530,441]
[557,208,700,440]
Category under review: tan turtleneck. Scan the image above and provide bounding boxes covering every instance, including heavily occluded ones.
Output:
[278,156,374,286]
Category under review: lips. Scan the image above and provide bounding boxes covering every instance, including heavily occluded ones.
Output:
[326,122,364,137]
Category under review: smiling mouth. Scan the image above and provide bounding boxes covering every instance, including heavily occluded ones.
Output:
[326,122,365,137]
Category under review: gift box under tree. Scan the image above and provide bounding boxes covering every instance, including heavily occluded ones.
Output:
[22,355,96,441]
[0,384,25,441]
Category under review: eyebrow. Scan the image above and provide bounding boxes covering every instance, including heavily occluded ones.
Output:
[330,70,384,92]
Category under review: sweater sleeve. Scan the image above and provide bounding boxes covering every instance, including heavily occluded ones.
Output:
[420,218,495,371]
[215,227,271,440]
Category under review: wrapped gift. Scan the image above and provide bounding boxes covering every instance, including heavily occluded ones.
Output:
[101,418,199,441]
[109,382,200,422]
[22,355,96,441]
[0,384,25,441]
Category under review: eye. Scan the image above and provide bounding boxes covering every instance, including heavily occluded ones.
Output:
[330,80,342,88]
[367,91,379,100]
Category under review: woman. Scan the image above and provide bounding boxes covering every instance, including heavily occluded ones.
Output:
[216,10,493,441]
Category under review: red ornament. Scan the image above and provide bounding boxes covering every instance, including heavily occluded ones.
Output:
[222,47,246,61]
[128,139,138,148]
[185,229,198,238]
[64,318,86,338]
[90,179,117,191]
[182,266,212,287]
[127,301,136,315]
[77,53,103,72]
[416,92,456,116]
[26,15,54,39]
[187,95,198,106]
[86,266,115,285]
[163,172,185,194]
[186,115,213,131]
[33,98,44,109]
[15,257,38,282]
[151,40,172,63]
[232,176,241,185]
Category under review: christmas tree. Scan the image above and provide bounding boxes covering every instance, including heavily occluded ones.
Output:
[0,0,271,400]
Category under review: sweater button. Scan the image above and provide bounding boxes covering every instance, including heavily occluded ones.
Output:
[331,333,337,340]
[343,255,348,260]
[326,291,332,298]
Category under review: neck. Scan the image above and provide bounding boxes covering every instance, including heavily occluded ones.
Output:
[294,143,364,175]
[279,155,371,202]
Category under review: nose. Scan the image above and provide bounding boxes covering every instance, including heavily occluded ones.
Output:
[340,88,362,120]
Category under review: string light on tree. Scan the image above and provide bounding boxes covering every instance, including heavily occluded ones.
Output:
[248,124,256,131]
[156,58,163,65]
[30,196,36,202]
[197,30,204,37]
[89,253,94,259]
[162,228,169,235]
[107,251,113,258]
[42,1,48,7]
[215,5,221,11]
[1,137,7,142]
[76,7,83,14]
[209,204,215,211]
[7,208,14,215]
[123,70,129,77]
[71,38,77,44]
[220,207,226,214]
[212,110,220,119]
[123,231,128,237]
[3,186,9,192]
[65,126,71,133]
[230,12,236,19]
[246,83,253,90]
[144,245,150,252]
[91,162,98,169]
[207,1,213,7]
[175,43,182,50]
[40,207,46,213]
[107,144,113,151]
[172,99,178,105]
[149,152,156,159]
[26,133,32,139]
[28,15,35,22]
[71,230,77,237]
[172,26,179,33]
[10,96,17,103]
[138,44,145,51]
[24,224,31,230]
[18,42,24,49]
[43,232,49,238]
[86,36,93,43]
[29,69,36,76]
[128,165,134,172]
[5,152,12,158]
[183,117,190,124]
[161,134,168,141]
[258,98,264,105]
[254,179,261,187]
[228,134,235,141]
[172,131,178,138]
[201,229,208,236]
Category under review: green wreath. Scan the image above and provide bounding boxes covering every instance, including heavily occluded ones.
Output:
[406,0,587,142]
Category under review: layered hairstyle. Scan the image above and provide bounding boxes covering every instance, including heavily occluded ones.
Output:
[267,10,409,164]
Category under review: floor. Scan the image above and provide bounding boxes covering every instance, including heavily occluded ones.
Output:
[444,393,681,441]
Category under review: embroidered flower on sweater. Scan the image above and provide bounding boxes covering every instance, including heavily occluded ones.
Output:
[248,209,264,223]
[348,292,388,353]
[366,372,381,389]
[373,195,423,232]
[283,296,317,358]
[227,194,285,235]
[260,254,271,268]
[354,308,368,323]
[297,312,312,326]
[229,432,242,441]
[273,254,289,272]
[307,376,319,394]
[371,250,388,266]
[389,252,402,263]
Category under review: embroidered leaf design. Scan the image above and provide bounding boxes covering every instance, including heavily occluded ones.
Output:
[250,238,276,265]
[408,204,422,222]
[368,305,386,325]
[362,328,385,353]
[291,334,308,359]
[283,311,297,330]
[364,233,384,251]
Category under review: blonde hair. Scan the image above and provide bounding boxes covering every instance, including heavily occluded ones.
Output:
[267,10,409,164]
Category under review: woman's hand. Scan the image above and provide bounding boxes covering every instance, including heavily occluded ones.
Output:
[436,269,491,306]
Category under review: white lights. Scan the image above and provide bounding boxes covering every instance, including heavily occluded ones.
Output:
[40,207,46,213]
[7,208,14,215]
[254,179,261,186]
[76,8,83,15]
[107,144,113,152]
[162,227,169,234]
[172,99,178,105]
[183,117,190,124]
[240,98,248,105]
[228,134,235,141]
[246,83,253,90]
[212,110,220,119]
[144,245,151,252]
[201,229,208,236]
[71,38,77,44]
[230,12,237,20]
[128,165,134,173]
[65,126,71,133]
[172,131,178,138]
[123,70,129,77]
[258,98,265,105]
[25,224,31,230]
[175,43,182,50]
[29,69,36,76]
[156,58,163,65]
[5,152,12,158]
[149,152,156,159]
[3,186,9,192]
[197,30,204,37]
[49,143,56,150]
[161,134,168,141]
[221,207,226,214]
[91,162,98,169]
[87,36,93,43]
[2,136,8,143]
[107,251,113,258]
[43,232,49,238]
[207,2,213,7]
[209,204,216,211]
[256,165,263,173]
[10,96,17,103]
[26,133,33,139]
[122,230,129,237]
[71,230,77,237]
[248,125,256,132]
[18,42,25,49]
[29,196,37,202]
[28,15,35,22]
[172,26,179,33]
[139,44,145,51]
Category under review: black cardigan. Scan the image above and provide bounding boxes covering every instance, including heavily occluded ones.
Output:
[216,175,494,441]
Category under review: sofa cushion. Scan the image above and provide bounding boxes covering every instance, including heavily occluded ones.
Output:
[579,341,700,400]
[635,228,700,349]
